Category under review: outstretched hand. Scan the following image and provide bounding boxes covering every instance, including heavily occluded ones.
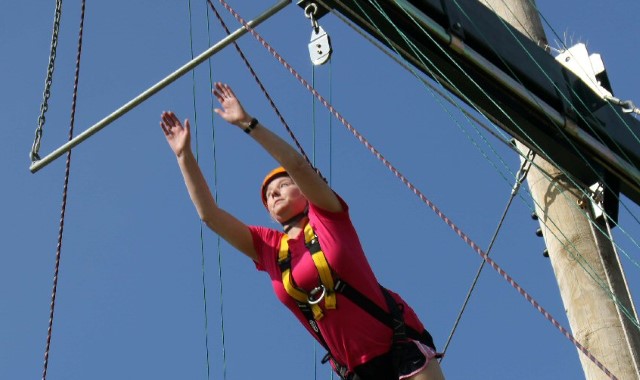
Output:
[160,111,191,157]
[213,82,252,128]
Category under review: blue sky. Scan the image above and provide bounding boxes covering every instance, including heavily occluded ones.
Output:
[2,1,639,379]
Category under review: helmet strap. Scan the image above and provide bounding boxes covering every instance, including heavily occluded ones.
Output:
[282,208,309,233]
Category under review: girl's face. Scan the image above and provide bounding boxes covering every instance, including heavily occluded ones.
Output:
[264,176,307,222]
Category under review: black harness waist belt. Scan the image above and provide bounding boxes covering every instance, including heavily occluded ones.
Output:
[277,223,436,380]
[335,280,432,345]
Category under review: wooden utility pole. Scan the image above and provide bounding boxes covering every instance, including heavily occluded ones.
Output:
[477,1,640,379]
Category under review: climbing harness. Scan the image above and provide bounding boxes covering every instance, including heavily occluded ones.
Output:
[278,223,337,320]
[277,223,438,379]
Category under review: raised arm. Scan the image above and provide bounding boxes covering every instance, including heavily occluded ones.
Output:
[213,82,343,213]
[160,111,257,261]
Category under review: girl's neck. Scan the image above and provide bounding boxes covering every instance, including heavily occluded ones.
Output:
[283,215,309,238]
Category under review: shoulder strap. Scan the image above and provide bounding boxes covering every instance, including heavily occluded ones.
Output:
[277,223,338,320]
[278,234,324,320]
[303,224,337,310]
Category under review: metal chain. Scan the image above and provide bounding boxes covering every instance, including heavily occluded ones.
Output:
[31,0,63,162]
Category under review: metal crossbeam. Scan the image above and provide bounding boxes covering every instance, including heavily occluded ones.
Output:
[30,0,291,173]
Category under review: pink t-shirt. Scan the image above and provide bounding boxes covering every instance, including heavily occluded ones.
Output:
[250,196,425,370]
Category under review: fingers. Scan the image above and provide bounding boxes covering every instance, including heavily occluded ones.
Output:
[219,82,234,98]
[161,111,178,125]
[161,111,180,128]
[160,111,171,135]
[160,111,183,136]
[224,84,237,98]
[160,121,170,135]
[213,89,224,104]
[213,82,235,103]
[213,82,225,103]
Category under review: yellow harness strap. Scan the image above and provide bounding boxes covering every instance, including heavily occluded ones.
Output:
[303,224,337,310]
[278,223,337,321]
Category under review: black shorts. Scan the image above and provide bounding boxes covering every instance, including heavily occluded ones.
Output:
[352,331,438,380]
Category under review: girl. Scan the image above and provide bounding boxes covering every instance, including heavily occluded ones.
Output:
[160,82,445,380]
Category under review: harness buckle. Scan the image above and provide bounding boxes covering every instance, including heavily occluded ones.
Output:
[308,285,326,305]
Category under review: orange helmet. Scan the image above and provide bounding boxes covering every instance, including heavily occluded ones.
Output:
[260,167,289,207]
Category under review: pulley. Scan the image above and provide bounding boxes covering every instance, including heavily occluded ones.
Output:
[305,3,332,65]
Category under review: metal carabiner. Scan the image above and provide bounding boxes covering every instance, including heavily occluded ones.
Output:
[304,3,320,33]
[621,100,637,114]
[308,285,326,305]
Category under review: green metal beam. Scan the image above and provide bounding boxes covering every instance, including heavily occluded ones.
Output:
[305,0,640,212]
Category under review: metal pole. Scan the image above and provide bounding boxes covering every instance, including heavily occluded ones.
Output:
[30,0,291,173]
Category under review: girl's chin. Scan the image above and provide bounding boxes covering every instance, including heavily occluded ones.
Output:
[272,200,306,221]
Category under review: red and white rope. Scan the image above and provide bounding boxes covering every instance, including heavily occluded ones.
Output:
[216,1,617,378]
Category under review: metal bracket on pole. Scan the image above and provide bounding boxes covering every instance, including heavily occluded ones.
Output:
[578,182,605,219]
[440,0,466,39]
[29,0,291,174]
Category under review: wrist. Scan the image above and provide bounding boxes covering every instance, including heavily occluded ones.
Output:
[242,117,259,134]
[235,115,254,128]
[176,146,193,160]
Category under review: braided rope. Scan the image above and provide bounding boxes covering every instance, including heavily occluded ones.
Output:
[42,1,85,379]
[216,1,617,378]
